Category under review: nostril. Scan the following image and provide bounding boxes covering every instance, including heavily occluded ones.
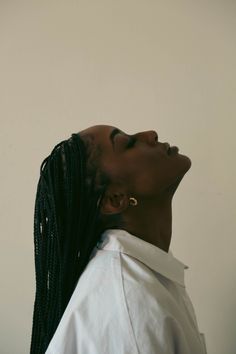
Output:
[139,130,158,145]
[148,130,158,145]
[153,131,158,143]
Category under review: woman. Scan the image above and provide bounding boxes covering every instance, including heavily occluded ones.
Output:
[30,125,207,354]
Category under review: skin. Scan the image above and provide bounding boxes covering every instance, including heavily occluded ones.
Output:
[79,125,192,253]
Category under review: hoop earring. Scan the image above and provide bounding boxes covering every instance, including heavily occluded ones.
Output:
[96,196,102,207]
[129,197,138,206]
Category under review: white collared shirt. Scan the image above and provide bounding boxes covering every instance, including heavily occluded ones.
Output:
[46,229,207,354]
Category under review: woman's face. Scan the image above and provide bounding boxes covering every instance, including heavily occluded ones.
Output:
[79,125,191,199]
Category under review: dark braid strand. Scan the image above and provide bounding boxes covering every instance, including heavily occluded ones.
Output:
[30,134,106,354]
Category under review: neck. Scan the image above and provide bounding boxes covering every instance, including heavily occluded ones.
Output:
[123,196,172,253]
[121,179,182,253]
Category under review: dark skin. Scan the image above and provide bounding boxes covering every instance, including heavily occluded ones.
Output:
[79,125,192,253]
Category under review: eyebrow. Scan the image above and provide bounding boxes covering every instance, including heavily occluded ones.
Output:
[109,128,122,150]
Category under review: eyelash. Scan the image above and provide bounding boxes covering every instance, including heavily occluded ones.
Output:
[126,136,136,149]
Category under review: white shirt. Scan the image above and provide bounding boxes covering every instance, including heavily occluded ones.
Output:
[46,229,207,354]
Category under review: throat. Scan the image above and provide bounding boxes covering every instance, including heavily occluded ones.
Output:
[123,200,173,252]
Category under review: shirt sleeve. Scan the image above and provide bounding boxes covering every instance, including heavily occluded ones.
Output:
[45,253,139,354]
[46,308,136,353]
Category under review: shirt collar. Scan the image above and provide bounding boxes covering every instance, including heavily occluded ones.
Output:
[96,228,189,288]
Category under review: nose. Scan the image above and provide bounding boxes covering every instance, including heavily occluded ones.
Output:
[135,130,158,146]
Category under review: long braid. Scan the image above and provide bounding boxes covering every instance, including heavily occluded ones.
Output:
[30,133,106,354]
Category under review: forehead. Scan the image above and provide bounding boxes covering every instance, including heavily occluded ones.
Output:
[79,125,116,139]
[79,125,119,153]
[78,125,117,161]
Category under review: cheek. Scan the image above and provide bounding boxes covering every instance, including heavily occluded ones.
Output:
[128,155,191,196]
[101,153,175,196]
[124,158,172,196]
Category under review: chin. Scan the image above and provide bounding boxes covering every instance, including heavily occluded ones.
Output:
[166,167,190,196]
[178,153,192,169]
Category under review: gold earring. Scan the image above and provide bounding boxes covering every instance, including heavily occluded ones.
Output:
[96,196,102,207]
[129,197,138,206]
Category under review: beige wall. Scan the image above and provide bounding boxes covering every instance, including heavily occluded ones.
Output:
[1,1,235,353]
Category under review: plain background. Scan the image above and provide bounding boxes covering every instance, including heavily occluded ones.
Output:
[1,1,235,353]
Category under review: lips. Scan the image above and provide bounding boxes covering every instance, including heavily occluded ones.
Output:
[163,142,179,155]
[164,142,170,150]
[168,146,179,155]
[163,142,170,154]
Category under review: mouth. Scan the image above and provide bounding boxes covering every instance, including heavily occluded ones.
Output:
[163,142,179,155]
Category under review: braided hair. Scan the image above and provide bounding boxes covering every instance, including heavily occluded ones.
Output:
[30,133,107,354]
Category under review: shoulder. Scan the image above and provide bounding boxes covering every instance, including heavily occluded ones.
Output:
[46,249,139,354]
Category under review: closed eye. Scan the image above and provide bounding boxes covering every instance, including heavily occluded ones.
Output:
[126,136,136,149]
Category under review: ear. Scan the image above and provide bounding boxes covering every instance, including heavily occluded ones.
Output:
[100,187,129,215]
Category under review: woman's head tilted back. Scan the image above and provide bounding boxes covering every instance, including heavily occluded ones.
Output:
[30,125,191,354]
[79,125,191,209]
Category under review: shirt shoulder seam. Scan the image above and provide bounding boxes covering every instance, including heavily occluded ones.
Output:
[116,252,140,354]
